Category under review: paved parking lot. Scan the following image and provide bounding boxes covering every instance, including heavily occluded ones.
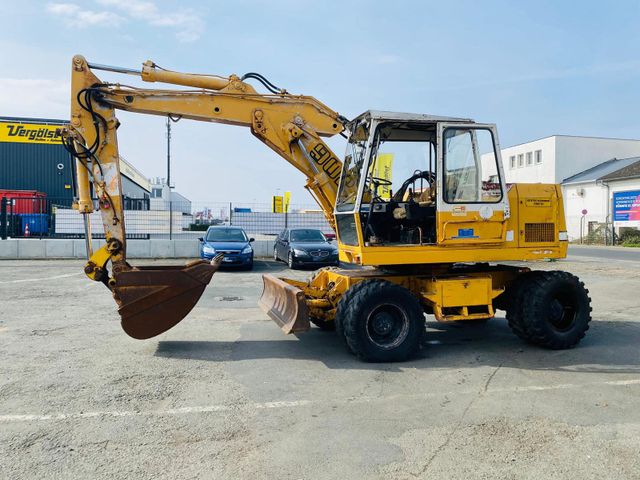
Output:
[1,254,640,479]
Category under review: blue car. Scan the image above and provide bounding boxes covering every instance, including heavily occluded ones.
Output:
[199,226,254,270]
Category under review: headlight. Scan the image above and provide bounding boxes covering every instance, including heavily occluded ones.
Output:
[293,248,308,256]
[241,245,253,254]
[203,245,216,254]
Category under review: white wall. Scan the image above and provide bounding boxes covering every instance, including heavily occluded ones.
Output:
[562,182,608,240]
[500,137,556,183]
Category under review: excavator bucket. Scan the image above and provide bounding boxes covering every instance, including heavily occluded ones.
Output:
[113,259,220,339]
[259,274,310,334]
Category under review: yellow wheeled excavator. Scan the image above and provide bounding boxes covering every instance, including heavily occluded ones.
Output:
[62,55,591,362]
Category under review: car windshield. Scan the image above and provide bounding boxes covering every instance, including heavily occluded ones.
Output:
[290,229,326,243]
[206,228,247,242]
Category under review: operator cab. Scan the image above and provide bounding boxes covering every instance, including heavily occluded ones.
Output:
[335,111,508,252]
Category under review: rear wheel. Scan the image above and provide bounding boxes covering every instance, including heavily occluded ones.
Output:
[335,280,425,362]
[507,271,591,349]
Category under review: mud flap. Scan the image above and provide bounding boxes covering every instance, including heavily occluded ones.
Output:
[113,258,220,339]
[259,274,310,334]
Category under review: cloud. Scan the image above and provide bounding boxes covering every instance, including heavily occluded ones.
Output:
[46,1,204,42]
[0,78,70,119]
[46,3,125,27]
[97,0,205,42]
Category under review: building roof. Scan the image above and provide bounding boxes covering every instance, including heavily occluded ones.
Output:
[503,134,640,151]
[0,116,67,125]
[562,156,640,185]
[599,157,640,182]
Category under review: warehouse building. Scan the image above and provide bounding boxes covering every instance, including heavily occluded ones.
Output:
[0,116,151,237]
[0,116,151,204]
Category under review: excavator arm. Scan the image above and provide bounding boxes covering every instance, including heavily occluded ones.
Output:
[62,55,345,339]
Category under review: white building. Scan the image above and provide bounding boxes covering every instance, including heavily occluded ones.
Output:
[491,135,640,184]
[562,157,640,241]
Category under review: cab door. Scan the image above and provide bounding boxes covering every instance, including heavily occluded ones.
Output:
[436,123,509,246]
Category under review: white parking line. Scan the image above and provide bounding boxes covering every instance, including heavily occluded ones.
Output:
[1,379,638,423]
[0,272,82,284]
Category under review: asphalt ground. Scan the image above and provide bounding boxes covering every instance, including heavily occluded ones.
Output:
[1,254,639,479]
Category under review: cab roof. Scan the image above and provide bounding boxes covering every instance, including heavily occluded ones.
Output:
[349,110,474,127]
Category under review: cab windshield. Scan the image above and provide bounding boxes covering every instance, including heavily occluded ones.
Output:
[206,228,247,242]
[336,121,369,212]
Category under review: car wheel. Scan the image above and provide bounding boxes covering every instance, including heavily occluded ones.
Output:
[288,252,296,269]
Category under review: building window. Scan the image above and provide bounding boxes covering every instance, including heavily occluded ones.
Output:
[526,151,533,166]
[535,150,542,164]
[517,153,524,167]
[510,155,516,169]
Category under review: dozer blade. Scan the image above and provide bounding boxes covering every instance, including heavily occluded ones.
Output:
[259,274,310,334]
[113,259,220,339]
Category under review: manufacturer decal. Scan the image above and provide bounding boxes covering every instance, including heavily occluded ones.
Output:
[525,198,551,207]
[452,205,467,216]
[453,228,478,239]
[309,143,341,184]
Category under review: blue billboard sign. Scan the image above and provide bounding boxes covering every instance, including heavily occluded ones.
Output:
[613,190,640,223]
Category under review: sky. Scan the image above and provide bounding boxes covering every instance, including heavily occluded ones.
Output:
[1,0,640,205]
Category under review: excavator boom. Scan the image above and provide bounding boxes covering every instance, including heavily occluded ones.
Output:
[63,55,345,338]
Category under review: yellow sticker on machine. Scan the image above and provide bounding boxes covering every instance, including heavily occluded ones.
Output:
[0,122,62,144]
[525,198,552,207]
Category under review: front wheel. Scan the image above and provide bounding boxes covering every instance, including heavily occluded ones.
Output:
[335,279,425,362]
[507,271,592,349]
[288,252,296,270]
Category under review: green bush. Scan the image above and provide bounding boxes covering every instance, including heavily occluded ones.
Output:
[619,229,640,247]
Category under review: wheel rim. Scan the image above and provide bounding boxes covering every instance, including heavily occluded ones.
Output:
[288,253,293,268]
[365,303,410,350]
[273,249,278,260]
[547,293,578,332]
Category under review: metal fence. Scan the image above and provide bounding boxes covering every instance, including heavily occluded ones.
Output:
[565,214,616,245]
[0,196,332,240]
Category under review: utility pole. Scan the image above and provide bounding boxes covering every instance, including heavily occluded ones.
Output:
[167,117,173,240]
[166,116,171,189]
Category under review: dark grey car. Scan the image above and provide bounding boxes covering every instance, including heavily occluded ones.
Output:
[273,228,339,269]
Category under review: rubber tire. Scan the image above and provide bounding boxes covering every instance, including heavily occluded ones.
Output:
[335,279,425,362]
[507,271,592,349]
[310,317,336,331]
[273,248,279,262]
[288,252,297,270]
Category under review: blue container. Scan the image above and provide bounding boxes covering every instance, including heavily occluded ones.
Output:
[19,213,49,235]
